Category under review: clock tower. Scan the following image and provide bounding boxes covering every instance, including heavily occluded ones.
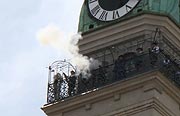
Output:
[42,0,180,116]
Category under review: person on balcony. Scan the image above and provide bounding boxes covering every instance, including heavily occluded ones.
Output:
[113,55,126,81]
[149,42,160,66]
[135,47,144,71]
[90,69,98,88]
[53,73,62,101]
[64,71,77,96]
[98,65,107,84]
[163,55,171,67]
[162,55,173,76]
[175,71,180,82]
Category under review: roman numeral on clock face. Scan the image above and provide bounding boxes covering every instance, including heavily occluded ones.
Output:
[89,0,98,4]
[99,10,108,21]
[126,5,132,12]
[113,10,120,19]
[91,5,101,16]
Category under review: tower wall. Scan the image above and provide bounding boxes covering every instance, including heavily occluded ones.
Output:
[42,14,180,116]
[78,14,180,55]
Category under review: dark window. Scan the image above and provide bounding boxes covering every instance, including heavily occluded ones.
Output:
[137,9,142,12]
[89,24,94,29]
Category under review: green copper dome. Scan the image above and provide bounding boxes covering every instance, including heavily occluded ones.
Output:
[78,0,180,33]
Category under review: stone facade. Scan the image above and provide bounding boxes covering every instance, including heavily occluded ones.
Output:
[78,14,180,55]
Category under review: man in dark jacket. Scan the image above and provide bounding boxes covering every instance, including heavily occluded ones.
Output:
[64,71,77,96]
[113,55,126,81]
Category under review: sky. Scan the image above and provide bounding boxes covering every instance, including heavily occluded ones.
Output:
[0,0,84,116]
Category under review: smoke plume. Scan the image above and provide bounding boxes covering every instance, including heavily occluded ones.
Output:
[37,24,100,77]
[37,24,69,52]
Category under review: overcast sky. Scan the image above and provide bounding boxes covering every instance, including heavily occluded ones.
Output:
[0,0,83,116]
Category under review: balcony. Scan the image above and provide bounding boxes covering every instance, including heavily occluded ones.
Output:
[46,51,180,104]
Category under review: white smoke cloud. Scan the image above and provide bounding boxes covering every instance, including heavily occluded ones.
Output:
[36,24,100,77]
[37,24,69,52]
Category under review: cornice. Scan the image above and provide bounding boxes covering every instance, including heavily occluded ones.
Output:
[78,14,180,54]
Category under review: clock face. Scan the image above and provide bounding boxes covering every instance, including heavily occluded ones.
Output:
[88,0,141,22]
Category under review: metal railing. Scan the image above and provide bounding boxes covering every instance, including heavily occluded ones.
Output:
[47,52,180,104]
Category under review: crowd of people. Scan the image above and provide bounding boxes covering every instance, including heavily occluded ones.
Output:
[52,70,77,100]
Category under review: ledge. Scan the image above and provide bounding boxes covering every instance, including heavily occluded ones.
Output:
[78,14,180,55]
